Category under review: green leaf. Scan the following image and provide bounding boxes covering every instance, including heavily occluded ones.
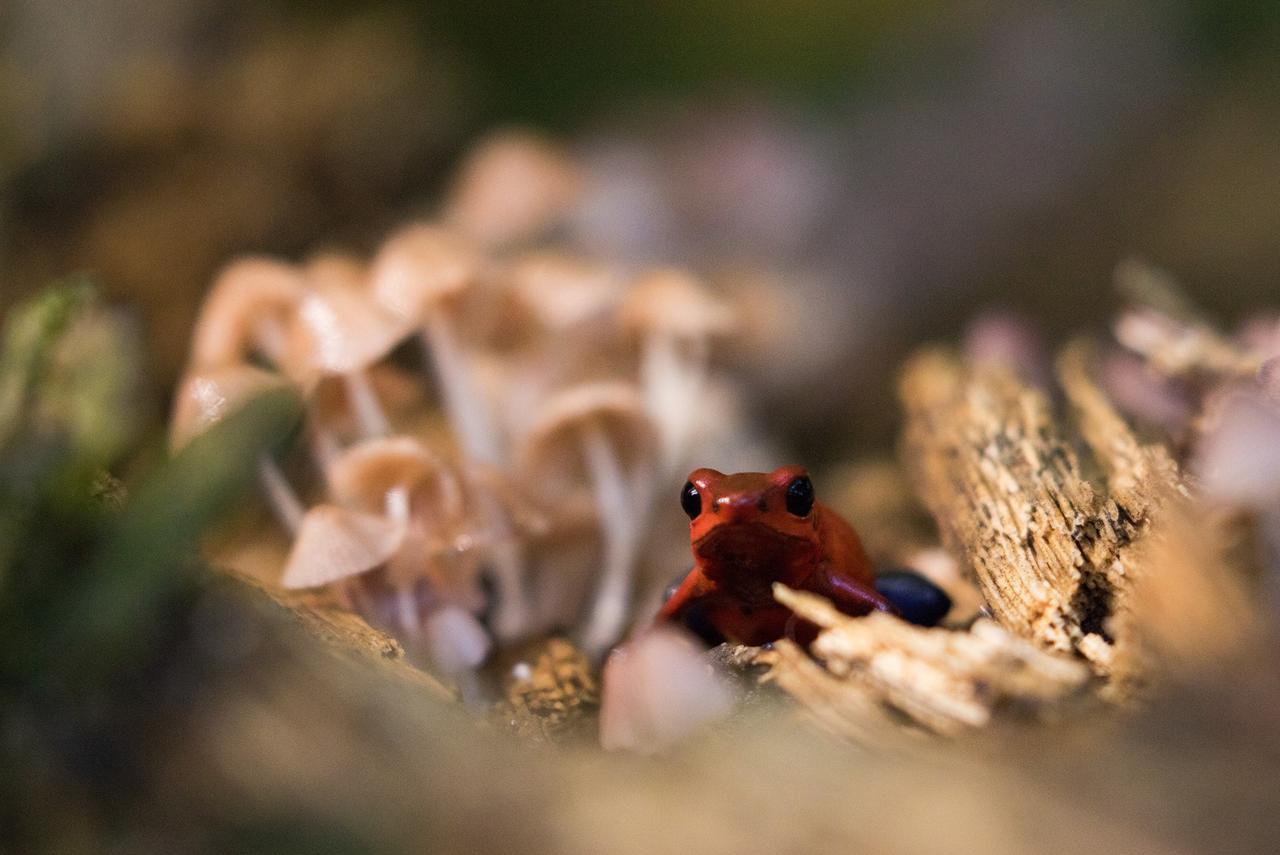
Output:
[49,389,302,679]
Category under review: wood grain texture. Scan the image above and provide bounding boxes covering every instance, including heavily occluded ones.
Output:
[897,348,1144,674]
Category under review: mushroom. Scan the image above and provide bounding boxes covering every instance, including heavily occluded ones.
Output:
[504,250,625,337]
[368,225,499,461]
[326,436,474,605]
[190,257,306,373]
[323,436,492,679]
[620,269,734,476]
[479,251,630,432]
[518,381,656,656]
[599,626,734,754]
[370,224,534,640]
[289,253,413,440]
[443,129,582,249]
[170,364,403,584]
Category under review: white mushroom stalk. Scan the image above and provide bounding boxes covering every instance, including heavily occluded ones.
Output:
[579,420,648,657]
[255,449,305,533]
[640,329,708,473]
[420,311,502,464]
[370,225,531,640]
[622,270,734,479]
[519,382,656,658]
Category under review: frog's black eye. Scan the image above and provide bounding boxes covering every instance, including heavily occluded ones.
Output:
[680,481,702,519]
[785,476,815,517]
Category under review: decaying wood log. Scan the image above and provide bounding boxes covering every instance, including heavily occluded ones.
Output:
[758,585,1090,740]
[897,336,1259,695]
[898,348,1146,675]
[1055,339,1188,687]
[219,569,454,700]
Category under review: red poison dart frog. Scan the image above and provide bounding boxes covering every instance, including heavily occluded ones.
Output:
[656,466,898,648]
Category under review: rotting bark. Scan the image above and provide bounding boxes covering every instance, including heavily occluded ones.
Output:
[1055,340,1191,687]
[220,568,454,700]
[897,348,1151,676]
[758,586,1091,740]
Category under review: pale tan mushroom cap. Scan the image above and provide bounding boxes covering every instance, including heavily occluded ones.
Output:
[305,252,367,291]
[621,269,735,339]
[169,363,290,451]
[328,436,464,518]
[504,251,625,330]
[368,224,481,322]
[519,381,655,478]
[444,130,583,248]
[191,257,307,369]
[287,276,412,382]
[280,504,404,589]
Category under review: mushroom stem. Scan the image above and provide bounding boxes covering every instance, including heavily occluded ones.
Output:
[384,485,412,524]
[640,331,708,476]
[308,423,342,475]
[419,314,531,638]
[579,420,643,656]
[423,605,491,706]
[256,453,305,533]
[343,371,391,439]
[419,313,502,465]
[395,586,421,638]
[255,315,290,367]
[473,491,530,641]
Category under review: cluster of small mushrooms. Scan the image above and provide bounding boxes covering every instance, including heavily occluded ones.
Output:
[170,132,769,690]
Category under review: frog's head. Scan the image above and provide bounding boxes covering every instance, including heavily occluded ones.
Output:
[681,466,821,577]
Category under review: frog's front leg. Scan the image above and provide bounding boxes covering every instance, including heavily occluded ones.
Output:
[656,567,715,623]
[809,569,896,618]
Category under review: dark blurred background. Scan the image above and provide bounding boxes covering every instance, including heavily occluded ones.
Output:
[3,0,1278,455]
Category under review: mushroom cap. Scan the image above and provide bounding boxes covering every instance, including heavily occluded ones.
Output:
[305,251,367,290]
[444,129,583,248]
[192,257,307,369]
[279,504,405,589]
[368,224,482,323]
[620,268,734,339]
[286,261,412,382]
[518,381,655,481]
[504,251,625,331]
[169,363,290,451]
[328,436,464,518]
[599,626,734,754]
